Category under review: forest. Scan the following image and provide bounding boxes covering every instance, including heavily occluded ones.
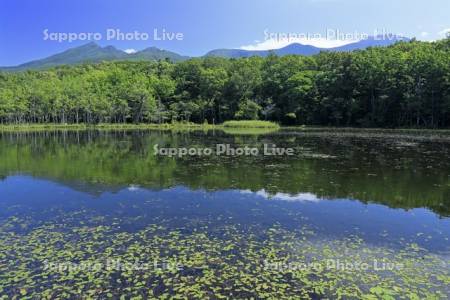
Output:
[0,38,449,128]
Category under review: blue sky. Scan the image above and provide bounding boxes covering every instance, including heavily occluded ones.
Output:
[1,0,449,66]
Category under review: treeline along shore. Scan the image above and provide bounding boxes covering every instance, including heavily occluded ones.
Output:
[0,39,449,128]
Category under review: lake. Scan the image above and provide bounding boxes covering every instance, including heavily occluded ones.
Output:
[0,128,449,299]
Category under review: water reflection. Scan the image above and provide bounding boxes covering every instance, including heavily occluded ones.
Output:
[1,175,449,253]
[0,129,448,216]
[1,128,449,298]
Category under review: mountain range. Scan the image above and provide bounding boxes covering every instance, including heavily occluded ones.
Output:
[0,43,189,71]
[205,36,409,58]
[1,36,409,71]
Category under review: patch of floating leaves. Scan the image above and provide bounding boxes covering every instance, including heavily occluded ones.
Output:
[0,215,449,299]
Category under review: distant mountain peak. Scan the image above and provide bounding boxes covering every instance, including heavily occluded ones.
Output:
[1,43,188,71]
[205,36,409,58]
[141,46,160,51]
[83,41,99,46]
[1,36,410,71]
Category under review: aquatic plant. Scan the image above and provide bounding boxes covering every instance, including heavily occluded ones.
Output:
[222,120,280,129]
[0,213,448,299]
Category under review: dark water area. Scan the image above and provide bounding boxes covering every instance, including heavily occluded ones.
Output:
[0,129,449,298]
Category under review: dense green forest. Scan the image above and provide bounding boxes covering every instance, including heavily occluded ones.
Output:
[0,39,449,127]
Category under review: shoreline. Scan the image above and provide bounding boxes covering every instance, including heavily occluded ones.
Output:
[0,123,449,134]
[0,123,218,132]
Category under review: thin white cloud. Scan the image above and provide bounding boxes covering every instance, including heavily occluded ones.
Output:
[438,28,450,37]
[240,37,358,51]
[420,31,429,37]
[127,185,141,191]
[241,189,321,202]
[124,48,137,54]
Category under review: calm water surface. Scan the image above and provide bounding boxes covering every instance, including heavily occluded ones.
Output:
[0,129,449,299]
